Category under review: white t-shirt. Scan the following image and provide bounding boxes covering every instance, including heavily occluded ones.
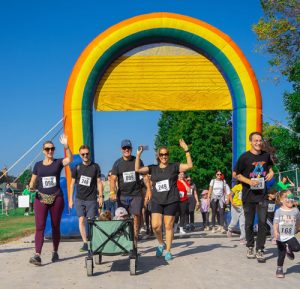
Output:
[274,207,300,242]
[209,179,225,198]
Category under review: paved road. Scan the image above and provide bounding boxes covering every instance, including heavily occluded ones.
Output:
[0,220,299,289]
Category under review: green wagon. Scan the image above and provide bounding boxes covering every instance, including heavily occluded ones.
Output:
[86,218,138,276]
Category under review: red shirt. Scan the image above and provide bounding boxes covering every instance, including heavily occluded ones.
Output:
[177,179,190,202]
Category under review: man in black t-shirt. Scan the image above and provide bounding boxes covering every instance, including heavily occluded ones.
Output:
[110,139,151,245]
[69,145,103,251]
[234,132,274,262]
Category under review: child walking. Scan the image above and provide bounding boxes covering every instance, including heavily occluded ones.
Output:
[273,190,300,278]
[200,190,210,231]
[227,182,246,244]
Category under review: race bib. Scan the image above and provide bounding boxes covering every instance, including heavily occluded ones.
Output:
[250,177,265,190]
[79,175,92,187]
[280,224,294,238]
[179,191,185,198]
[187,188,193,196]
[42,176,56,188]
[268,203,275,212]
[155,180,170,192]
[123,171,136,183]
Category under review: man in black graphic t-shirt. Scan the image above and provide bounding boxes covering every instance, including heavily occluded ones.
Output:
[234,132,274,263]
[69,145,103,251]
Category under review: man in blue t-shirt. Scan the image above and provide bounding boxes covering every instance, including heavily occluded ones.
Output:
[4,183,13,215]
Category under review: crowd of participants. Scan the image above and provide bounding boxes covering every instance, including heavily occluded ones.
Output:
[25,132,300,279]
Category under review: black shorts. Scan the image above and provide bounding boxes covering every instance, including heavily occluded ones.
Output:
[151,201,179,216]
[75,199,98,218]
[118,195,143,216]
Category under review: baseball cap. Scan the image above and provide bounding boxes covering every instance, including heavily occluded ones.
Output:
[121,139,132,148]
[114,207,128,218]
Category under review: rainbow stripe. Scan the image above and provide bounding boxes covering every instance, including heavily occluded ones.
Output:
[63,12,262,188]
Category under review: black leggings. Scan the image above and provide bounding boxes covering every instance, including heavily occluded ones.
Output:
[175,200,189,227]
[188,211,194,224]
[277,237,300,266]
[202,212,209,227]
[210,199,224,227]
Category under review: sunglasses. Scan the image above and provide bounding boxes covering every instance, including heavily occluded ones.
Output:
[122,146,132,150]
[216,173,222,176]
[44,147,55,152]
[81,153,89,157]
[285,198,294,202]
[159,153,169,157]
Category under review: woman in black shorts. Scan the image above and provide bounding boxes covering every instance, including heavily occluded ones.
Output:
[135,139,192,261]
[29,134,73,265]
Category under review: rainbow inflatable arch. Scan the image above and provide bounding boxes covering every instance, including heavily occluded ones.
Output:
[63,12,262,198]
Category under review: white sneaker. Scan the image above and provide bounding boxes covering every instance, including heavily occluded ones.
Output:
[140,227,146,233]
[179,227,187,235]
[212,227,217,233]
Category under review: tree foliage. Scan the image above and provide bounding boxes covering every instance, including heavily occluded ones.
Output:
[284,63,300,132]
[263,122,299,170]
[155,111,232,189]
[18,169,32,189]
[253,0,300,158]
[253,0,299,77]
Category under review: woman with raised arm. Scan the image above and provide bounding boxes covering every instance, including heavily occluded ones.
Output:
[29,134,73,266]
[135,139,192,262]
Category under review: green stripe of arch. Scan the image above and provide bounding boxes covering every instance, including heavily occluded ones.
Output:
[81,28,247,160]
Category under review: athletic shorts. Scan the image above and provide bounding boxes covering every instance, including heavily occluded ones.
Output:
[151,201,179,216]
[118,195,143,216]
[4,197,11,208]
[75,199,98,218]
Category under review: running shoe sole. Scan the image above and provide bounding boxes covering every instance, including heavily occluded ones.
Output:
[29,257,42,266]
[164,252,173,261]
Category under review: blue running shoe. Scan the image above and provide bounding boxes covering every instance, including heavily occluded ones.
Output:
[164,251,173,261]
[156,244,165,257]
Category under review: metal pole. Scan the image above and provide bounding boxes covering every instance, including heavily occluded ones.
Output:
[295,167,299,196]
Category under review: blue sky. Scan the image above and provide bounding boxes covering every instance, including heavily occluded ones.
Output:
[0,0,291,177]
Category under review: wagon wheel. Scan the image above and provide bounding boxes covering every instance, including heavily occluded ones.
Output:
[129,258,137,275]
[86,258,94,276]
[94,253,102,265]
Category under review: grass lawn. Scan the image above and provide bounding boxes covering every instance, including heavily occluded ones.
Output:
[0,208,35,244]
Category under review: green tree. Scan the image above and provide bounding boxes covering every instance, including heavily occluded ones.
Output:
[18,169,32,189]
[284,63,300,132]
[263,123,299,170]
[253,0,299,77]
[155,111,232,189]
[253,0,300,163]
